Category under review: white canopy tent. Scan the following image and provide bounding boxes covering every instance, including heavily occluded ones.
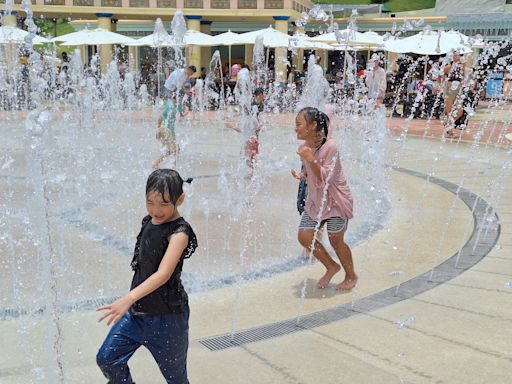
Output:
[0,25,50,45]
[237,26,291,47]
[310,29,379,47]
[383,30,473,55]
[52,28,135,46]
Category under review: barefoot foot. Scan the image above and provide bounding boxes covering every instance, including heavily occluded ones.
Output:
[335,275,358,291]
[317,264,341,289]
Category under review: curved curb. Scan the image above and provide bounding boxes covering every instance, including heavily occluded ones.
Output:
[198,166,501,351]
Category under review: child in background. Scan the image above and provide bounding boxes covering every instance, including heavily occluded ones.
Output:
[291,107,357,291]
[96,169,197,383]
[152,95,185,169]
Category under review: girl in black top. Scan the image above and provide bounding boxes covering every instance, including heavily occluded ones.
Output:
[97,169,197,384]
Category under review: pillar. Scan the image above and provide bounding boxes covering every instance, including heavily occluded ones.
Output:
[200,20,212,72]
[129,46,138,72]
[186,16,202,71]
[96,13,113,73]
[273,16,289,83]
[2,12,17,26]
[318,49,327,73]
[245,44,253,69]
[292,25,304,72]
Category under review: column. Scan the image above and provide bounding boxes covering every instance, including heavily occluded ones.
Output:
[318,49,327,73]
[1,11,18,70]
[200,20,212,72]
[245,44,253,69]
[1,11,17,26]
[96,13,113,73]
[129,46,138,72]
[292,25,304,72]
[273,16,289,83]
[186,16,202,71]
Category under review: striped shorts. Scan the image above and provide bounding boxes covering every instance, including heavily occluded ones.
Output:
[299,211,348,234]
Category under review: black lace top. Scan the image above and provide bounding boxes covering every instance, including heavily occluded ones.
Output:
[129,215,197,314]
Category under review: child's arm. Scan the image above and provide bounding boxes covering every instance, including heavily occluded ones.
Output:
[97,232,189,326]
[225,121,241,132]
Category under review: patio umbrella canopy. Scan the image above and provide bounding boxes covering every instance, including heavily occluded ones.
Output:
[182,29,218,46]
[52,28,135,46]
[384,30,473,55]
[127,18,171,47]
[310,28,378,47]
[210,30,245,46]
[237,26,291,47]
[0,25,50,45]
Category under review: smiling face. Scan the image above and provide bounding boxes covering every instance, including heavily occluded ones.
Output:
[294,112,315,141]
[146,190,184,225]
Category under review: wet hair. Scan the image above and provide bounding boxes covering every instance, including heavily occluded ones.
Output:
[253,87,264,97]
[146,169,193,204]
[187,65,197,73]
[297,107,330,139]
[242,64,250,70]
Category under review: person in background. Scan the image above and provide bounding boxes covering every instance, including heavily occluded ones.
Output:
[365,55,387,106]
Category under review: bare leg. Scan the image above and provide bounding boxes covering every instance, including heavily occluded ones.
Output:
[298,229,341,289]
[328,230,358,291]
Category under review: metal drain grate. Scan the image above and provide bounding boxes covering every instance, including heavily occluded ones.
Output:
[198,166,501,351]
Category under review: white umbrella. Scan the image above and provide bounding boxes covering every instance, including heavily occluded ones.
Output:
[289,32,333,50]
[182,29,218,46]
[362,31,384,45]
[384,30,472,55]
[127,18,171,47]
[210,30,245,46]
[238,26,291,48]
[127,33,172,47]
[310,29,378,47]
[0,25,50,45]
[53,28,135,46]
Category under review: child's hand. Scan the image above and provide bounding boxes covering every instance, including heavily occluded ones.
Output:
[297,146,315,163]
[291,169,304,180]
[225,121,234,129]
[96,295,134,326]
[156,131,162,140]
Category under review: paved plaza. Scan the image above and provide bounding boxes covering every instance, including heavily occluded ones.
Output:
[0,106,511,383]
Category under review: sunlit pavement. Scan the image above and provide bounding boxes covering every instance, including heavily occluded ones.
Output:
[0,106,511,383]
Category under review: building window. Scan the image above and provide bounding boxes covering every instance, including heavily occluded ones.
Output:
[184,0,203,7]
[11,0,36,4]
[101,0,122,5]
[211,0,230,8]
[73,0,94,5]
[157,0,176,7]
[130,0,150,7]
[264,0,283,9]
[41,0,66,5]
[238,0,257,9]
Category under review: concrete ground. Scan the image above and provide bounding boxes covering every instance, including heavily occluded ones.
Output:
[0,105,511,383]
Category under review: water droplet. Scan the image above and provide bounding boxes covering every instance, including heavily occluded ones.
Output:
[396,315,416,328]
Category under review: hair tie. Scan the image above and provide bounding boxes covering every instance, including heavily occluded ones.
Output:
[184,178,193,184]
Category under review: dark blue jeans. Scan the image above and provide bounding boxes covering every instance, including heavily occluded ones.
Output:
[96,307,189,384]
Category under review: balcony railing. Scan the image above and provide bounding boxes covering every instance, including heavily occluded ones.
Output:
[211,0,230,8]
[264,0,283,9]
[101,0,122,5]
[129,0,149,7]
[157,0,176,7]
[73,0,94,5]
[184,0,203,7]
[40,0,66,5]
[238,0,257,9]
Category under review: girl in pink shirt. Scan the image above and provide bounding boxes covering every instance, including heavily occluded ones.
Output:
[291,107,357,291]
